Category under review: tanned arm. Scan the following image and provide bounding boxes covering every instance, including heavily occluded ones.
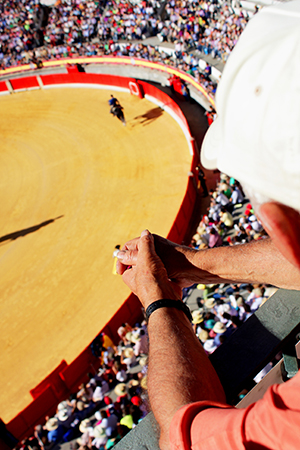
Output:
[117,235,300,290]
[120,230,226,450]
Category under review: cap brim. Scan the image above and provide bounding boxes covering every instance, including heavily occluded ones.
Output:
[200,118,222,170]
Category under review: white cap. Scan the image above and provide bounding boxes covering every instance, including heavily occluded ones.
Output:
[201,0,300,211]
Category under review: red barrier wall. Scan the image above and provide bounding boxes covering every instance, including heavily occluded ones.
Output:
[10,76,39,90]
[8,385,59,439]
[4,72,199,441]
[101,293,142,343]
[40,73,136,90]
[0,81,8,92]
[30,361,68,400]
[138,81,191,140]
[59,347,99,390]
[0,56,215,108]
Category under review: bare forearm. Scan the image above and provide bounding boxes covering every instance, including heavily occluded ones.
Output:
[191,238,300,289]
[147,308,226,450]
[118,231,226,449]
[153,236,300,290]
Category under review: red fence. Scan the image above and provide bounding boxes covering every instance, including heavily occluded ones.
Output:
[0,80,9,93]
[139,80,189,128]
[0,56,215,108]
[40,72,136,89]
[3,72,201,442]
[10,76,39,90]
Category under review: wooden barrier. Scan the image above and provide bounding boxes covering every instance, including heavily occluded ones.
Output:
[0,81,9,93]
[30,361,68,400]
[101,293,143,343]
[7,385,59,440]
[59,348,99,390]
[10,76,39,91]
[40,72,135,90]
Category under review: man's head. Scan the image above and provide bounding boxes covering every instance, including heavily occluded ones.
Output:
[201,0,300,269]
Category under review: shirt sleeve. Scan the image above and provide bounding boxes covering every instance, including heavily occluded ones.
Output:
[170,371,300,450]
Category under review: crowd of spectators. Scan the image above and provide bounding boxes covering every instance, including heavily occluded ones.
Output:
[0,0,254,97]
[192,172,267,249]
[17,325,149,450]
[157,1,249,61]
[187,172,277,363]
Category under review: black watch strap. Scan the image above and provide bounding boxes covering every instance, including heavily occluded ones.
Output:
[145,299,192,323]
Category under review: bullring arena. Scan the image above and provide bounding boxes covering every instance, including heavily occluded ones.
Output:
[0,79,194,427]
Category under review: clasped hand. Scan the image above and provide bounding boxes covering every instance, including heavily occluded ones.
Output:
[116,230,182,309]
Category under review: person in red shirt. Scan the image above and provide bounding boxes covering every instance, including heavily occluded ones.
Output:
[116,2,300,449]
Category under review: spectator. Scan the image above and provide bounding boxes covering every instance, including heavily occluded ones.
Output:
[44,418,64,444]
[230,184,245,205]
[92,378,110,403]
[96,410,118,437]
[117,322,132,344]
[116,3,300,448]
[119,404,134,430]
[208,227,222,248]
[132,329,149,356]
[219,207,234,229]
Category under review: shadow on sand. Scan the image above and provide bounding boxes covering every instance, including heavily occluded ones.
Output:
[133,107,163,126]
[0,215,64,245]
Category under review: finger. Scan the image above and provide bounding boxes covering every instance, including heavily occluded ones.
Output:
[121,236,140,252]
[117,249,138,266]
[116,259,127,275]
[137,230,168,277]
[122,266,137,295]
[141,229,150,238]
[138,230,156,259]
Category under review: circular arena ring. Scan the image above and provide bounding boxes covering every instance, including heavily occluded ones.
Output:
[0,61,209,440]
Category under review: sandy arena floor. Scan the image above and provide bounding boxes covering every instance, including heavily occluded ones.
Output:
[0,87,191,422]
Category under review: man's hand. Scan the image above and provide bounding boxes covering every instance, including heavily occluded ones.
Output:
[118,230,182,309]
[117,234,203,289]
[117,232,300,290]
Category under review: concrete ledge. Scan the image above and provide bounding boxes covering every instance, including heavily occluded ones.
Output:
[114,413,160,450]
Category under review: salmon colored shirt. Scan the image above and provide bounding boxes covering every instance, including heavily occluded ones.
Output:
[170,371,300,450]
